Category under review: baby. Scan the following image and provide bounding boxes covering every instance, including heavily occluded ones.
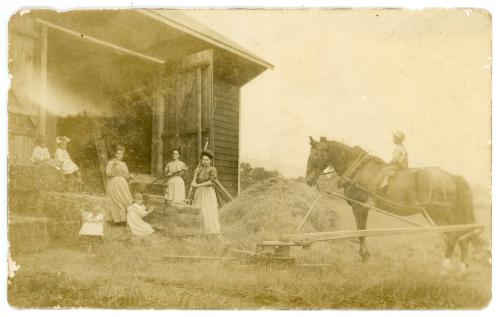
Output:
[79,203,105,253]
[127,193,155,236]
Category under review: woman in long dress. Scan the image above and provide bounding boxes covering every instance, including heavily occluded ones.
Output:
[106,146,133,225]
[191,150,220,235]
[164,150,188,203]
[54,136,83,184]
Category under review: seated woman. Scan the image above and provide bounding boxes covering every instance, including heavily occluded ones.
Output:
[127,193,155,236]
[191,150,220,235]
[31,136,51,164]
[164,150,188,203]
[54,136,83,184]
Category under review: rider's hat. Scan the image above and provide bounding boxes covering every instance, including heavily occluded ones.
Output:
[391,130,405,142]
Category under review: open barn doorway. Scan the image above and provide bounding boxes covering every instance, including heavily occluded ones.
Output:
[43,21,160,193]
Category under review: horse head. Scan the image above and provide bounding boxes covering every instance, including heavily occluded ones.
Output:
[306,136,331,186]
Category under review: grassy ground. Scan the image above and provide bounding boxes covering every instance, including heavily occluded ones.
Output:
[7,182,491,309]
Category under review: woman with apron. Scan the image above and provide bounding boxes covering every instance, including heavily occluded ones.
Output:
[164,150,188,203]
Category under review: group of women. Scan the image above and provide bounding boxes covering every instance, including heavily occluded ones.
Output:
[106,146,221,236]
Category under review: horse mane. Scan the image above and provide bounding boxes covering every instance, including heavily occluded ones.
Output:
[325,140,386,166]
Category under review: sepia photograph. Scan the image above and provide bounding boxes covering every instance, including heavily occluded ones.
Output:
[4,4,493,310]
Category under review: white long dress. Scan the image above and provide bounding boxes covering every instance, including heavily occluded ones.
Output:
[193,166,220,234]
[127,203,154,236]
[165,160,187,203]
[54,148,79,175]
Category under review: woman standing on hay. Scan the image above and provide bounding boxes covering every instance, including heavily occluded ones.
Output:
[106,146,134,225]
[191,150,221,235]
[164,150,188,203]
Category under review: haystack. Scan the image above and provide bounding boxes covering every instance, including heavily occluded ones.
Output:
[37,191,108,246]
[8,164,66,214]
[220,178,337,249]
[9,214,49,255]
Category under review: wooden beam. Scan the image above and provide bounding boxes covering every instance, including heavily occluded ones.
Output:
[196,67,202,158]
[38,23,47,137]
[279,224,484,245]
[35,18,165,64]
[151,71,165,177]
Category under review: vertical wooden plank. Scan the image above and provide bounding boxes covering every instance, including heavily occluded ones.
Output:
[151,71,165,177]
[237,87,241,196]
[208,53,215,159]
[38,24,47,136]
[196,67,202,157]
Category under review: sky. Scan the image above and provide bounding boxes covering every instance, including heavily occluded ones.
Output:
[186,9,491,185]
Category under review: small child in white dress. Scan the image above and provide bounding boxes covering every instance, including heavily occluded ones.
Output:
[31,136,51,163]
[79,203,105,253]
[127,193,155,236]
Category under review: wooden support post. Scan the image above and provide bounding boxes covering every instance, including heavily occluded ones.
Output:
[39,24,47,136]
[196,67,202,158]
[151,72,165,177]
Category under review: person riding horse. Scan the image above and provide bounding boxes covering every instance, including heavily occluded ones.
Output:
[379,130,408,189]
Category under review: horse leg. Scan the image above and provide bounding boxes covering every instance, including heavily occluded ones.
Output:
[458,238,470,273]
[441,233,457,275]
[352,204,370,262]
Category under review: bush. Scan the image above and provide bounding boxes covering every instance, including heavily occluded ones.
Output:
[240,162,282,191]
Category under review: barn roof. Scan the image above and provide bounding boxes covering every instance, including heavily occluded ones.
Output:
[140,9,273,70]
[25,9,272,86]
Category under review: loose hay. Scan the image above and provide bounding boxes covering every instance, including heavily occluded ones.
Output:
[220,178,337,249]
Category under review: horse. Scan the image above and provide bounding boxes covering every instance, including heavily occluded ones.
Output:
[305,136,477,273]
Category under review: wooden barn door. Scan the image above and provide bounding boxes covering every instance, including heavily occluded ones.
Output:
[163,49,213,178]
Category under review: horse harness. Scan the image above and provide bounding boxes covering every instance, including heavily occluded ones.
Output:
[334,152,452,224]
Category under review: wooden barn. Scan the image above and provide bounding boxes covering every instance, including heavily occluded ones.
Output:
[8,9,272,197]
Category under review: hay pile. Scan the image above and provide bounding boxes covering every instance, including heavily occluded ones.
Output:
[9,214,49,255]
[8,164,67,214]
[220,178,337,249]
[37,191,108,246]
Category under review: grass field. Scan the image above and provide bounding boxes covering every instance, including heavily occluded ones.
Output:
[7,182,491,309]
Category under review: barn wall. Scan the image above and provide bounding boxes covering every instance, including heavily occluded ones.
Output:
[213,79,240,197]
[8,16,40,165]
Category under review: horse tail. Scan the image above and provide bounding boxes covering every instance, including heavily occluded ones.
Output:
[452,174,476,224]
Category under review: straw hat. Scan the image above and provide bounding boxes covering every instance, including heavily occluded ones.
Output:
[392,131,405,142]
[200,149,214,159]
[56,136,70,145]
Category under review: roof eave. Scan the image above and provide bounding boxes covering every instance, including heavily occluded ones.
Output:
[137,9,273,70]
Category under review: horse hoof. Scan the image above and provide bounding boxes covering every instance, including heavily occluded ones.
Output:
[440,258,452,276]
[360,252,371,263]
[456,262,468,277]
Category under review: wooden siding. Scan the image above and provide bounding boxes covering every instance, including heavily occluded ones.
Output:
[8,16,40,166]
[162,50,213,180]
[213,79,239,197]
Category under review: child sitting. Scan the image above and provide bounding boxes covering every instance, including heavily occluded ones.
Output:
[79,203,105,253]
[127,193,155,236]
[31,136,51,164]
